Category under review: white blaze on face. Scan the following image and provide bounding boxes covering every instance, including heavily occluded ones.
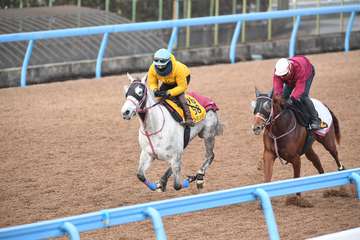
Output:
[121,96,138,120]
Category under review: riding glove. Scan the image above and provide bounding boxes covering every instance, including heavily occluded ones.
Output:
[154,90,170,99]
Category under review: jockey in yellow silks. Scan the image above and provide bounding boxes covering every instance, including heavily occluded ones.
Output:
[147,48,194,127]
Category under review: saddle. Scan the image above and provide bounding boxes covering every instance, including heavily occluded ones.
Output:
[162,91,219,149]
[287,100,331,155]
[287,101,311,128]
[288,100,328,131]
[163,91,219,124]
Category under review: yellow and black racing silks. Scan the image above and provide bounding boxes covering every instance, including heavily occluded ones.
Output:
[147,54,190,97]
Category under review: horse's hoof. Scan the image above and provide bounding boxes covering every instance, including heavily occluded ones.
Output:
[155,181,166,192]
[323,187,351,198]
[196,173,205,190]
[285,196,313,208]
[196,180,204,189]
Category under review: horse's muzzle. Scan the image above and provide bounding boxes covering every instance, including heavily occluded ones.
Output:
[122,110,135,120]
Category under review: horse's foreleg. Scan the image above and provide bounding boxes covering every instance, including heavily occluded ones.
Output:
[171,154,189,191]
[287,156,314,207]
[263,150,275,182]
[305,146,324,174]
[292,156,302,196]
[137,150,156,191]
[292,156,301,179]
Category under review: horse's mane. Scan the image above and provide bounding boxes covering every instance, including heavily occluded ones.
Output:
[272,95,286,113]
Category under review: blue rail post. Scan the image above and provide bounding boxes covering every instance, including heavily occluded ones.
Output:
[289,16,301,57]
[168,27,178,53]
[349,172,360,199]
[96,32,110,79]
[61,222,80,240]
[254,188,280,240]
[144,207,167,240]
[345,11,356,52]
[101,210,110,227]
[21,40,35,87]
[229,20,242,64]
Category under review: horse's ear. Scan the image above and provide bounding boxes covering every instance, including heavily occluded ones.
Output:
[123,85,129,94]
[127,72,135,83]
[255,87,260,97]
[250,100,256,110]
[141,74,147,84]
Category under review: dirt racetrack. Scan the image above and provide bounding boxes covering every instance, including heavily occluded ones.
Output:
[1,50,360,240]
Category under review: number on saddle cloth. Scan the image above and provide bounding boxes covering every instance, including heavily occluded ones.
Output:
[163,95,206,124]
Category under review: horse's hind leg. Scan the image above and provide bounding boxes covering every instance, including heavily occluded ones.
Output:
[157,167,172,192]
[305,146,324,174]
[318,132,350,197]
[196,136,215,189]
[137,150,156,191]
[317,132,345,170]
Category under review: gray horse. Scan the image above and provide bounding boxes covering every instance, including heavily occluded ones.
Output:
[121,73,223,191]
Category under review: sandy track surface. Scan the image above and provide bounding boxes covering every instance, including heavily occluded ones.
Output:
[0,50,359,240]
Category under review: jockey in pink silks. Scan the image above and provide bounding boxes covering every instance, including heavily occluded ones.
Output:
[273,55,327,130]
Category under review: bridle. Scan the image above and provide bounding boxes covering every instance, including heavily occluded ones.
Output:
[254,95,297,164]
[125,81,165,159]
[254,95,273,131]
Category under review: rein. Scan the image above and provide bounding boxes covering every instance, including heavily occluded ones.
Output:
[127,85,166,159]
[268,109,297,164]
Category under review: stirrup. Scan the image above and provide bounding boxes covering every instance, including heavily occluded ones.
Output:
[309,121,327,131]
[319,121,328,129]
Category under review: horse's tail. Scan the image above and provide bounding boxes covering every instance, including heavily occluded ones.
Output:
[328,108,341,145]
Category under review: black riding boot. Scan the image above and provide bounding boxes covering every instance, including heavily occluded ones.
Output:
[303,97,322,130]
[178,93,195,127]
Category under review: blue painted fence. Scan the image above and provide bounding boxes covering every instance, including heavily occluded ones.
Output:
[0,168,359,240]
[0,5,359,87]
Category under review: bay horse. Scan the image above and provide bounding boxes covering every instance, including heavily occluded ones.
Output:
[121,73,223,191]
[251,89,345,206]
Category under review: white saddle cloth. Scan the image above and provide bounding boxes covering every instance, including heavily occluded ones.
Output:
[312,98,332,136]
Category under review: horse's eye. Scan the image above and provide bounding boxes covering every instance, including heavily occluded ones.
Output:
[135,86,143,96]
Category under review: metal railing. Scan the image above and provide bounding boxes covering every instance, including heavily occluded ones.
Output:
[0,5,359,87]
[0,168,359,240]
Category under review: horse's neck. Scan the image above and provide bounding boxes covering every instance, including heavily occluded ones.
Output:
[140,93,166,131]
[271,108,294,135]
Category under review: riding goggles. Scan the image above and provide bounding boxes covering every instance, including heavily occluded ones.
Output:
[153,58,170,68]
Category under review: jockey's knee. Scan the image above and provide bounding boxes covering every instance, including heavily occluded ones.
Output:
[137,173,145,182]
